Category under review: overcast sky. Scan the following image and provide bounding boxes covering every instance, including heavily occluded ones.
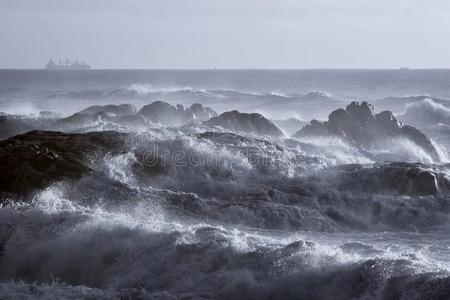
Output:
[1,0,450,69]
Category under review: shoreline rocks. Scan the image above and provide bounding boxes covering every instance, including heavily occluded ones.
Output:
[0,130,128,199]
[205,110,284,137]
[295,101,442,162]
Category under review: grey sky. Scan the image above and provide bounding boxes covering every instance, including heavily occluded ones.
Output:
[1,0,450,69]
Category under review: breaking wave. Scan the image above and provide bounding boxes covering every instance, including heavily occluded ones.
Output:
[2,84,450,298]
[401,98,450,127]
[2,180,450,299]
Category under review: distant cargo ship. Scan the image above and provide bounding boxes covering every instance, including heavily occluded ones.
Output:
[46,59,90,70]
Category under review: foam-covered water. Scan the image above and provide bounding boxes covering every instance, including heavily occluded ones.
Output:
[2,70,450,299]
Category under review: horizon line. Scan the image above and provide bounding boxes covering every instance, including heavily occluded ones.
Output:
[1,67,450,71]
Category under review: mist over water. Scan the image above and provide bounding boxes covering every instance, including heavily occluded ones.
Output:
[2,70,450,299]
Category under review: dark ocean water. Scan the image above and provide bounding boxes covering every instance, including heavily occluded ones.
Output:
[1,69,450,98]
[1,70,450,299]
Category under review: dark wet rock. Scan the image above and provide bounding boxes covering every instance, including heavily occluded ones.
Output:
[204,110,284,137]
[187,103,218,122]
[139,101,217,126]
[53,104,138,131]
[196,131,281,149]
[319,162,448,196]
[139,101,185,126]
[78,104,137,117]
[0,130,128,199]
[295,101,442,161]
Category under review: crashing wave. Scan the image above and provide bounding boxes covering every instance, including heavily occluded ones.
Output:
[2,98,450,298]
[400,98,450,128]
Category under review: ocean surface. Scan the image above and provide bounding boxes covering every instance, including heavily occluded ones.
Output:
[1,69,450,299]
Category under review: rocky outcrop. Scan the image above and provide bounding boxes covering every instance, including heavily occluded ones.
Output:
[0,130,128,199]
[204,110,284,137]
[51,102,217,131]
[78,104,137,117]
[318,162,449,196]
[187,103,218,122]
[139,101,217,126]
[53,112,111,131]
[295,101,442,161]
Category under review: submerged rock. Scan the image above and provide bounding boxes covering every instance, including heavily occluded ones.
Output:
[205,110,284,137]
[295,101,442,162]
[0,130,127,199]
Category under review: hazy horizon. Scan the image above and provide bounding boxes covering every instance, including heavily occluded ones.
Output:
[3,67,450,71]
[2,0,450,69]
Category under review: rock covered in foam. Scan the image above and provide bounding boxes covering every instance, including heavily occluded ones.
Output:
[204,110,284,137]
[139,101,217,126]
[296,101,442,162]
[0,130,128,199]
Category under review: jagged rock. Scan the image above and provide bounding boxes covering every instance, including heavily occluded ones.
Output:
[78,104,136,117]
[188,103,218,122]
[296,101,442,161]
[139,101,217,126]
[0,130,128,199]
[139,101,186,126]
[204,110,284,137]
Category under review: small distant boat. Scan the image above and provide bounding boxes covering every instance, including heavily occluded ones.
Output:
[398,66,411,71]
[46,59,90,70]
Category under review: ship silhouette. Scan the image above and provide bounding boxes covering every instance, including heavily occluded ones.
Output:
[46,59,90,70]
